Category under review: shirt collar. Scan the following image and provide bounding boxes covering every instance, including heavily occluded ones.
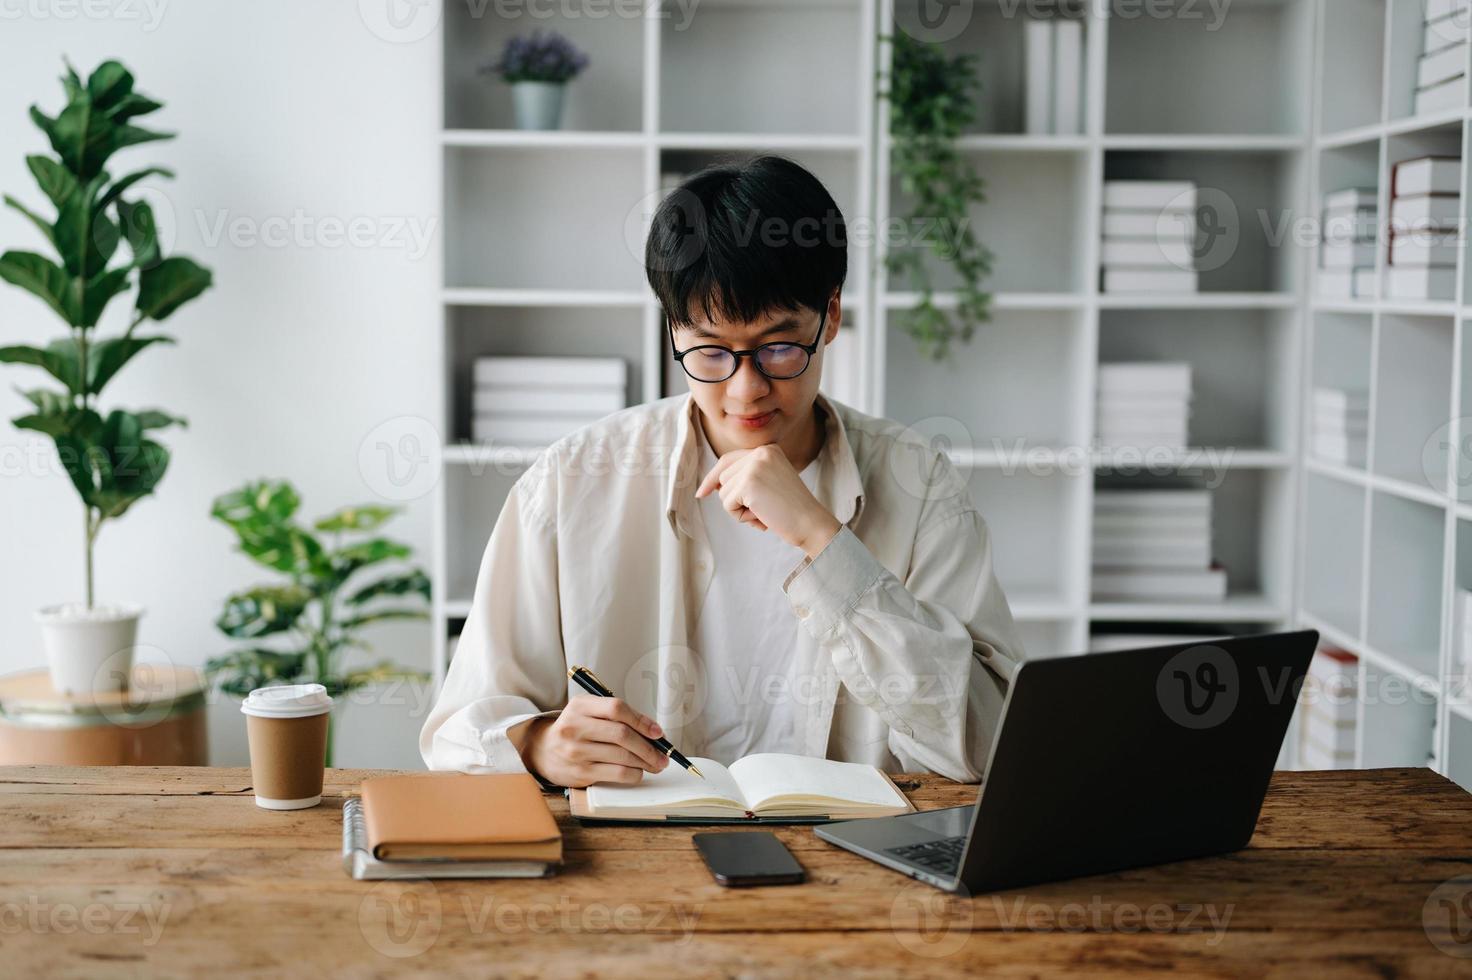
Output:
[664,393,865,538]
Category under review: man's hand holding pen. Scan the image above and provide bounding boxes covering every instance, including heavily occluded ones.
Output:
[516,695,671,788]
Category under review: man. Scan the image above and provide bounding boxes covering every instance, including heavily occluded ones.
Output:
[421,156,1023,786]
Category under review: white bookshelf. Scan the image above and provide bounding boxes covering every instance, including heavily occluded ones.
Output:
[430,0,879,690]
[1297,0,1472,789]
[427,0,1472,789]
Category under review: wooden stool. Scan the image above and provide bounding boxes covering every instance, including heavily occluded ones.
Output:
[0,664,208,765]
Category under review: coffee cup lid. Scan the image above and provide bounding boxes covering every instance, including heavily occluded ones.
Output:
[240,683,333,718]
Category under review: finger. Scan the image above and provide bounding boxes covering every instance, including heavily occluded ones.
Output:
[580,738,664,774]
[588,719,667,771]
[584,696,663,739]
[696,451,746,498]
[739,511,768,531]
[586,762,644,786]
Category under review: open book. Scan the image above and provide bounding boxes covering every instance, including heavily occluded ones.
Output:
[572,753,915,821]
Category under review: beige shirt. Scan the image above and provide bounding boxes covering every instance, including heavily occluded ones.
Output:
[420,393,1026,782]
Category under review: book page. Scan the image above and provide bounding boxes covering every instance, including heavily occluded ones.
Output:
[585,757,747,812]
[730,754,908,811]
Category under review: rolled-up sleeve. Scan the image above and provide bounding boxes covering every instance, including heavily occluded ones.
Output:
[419,459,569,773]
[782,460,1024,782]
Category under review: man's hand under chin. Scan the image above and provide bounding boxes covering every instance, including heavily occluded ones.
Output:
[696,443,843,558]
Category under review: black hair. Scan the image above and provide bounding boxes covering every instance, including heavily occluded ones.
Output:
[644,155,847,330]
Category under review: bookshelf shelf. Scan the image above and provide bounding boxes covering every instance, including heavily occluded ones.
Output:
[1095,292,1297,310]
[1088,595,1284,624]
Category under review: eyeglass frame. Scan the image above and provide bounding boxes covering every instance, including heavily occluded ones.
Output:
[668,304,829,383]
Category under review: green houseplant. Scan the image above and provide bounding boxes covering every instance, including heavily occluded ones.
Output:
[1,59,212,695]
[205,480,431,766]
[879,32,993,361]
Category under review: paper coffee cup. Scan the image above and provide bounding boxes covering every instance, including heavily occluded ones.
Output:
[241,684,333,810]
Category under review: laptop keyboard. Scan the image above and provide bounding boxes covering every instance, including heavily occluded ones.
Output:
[886,835,966,875]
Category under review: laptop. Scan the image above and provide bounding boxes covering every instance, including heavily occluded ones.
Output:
[816,629,1318,893]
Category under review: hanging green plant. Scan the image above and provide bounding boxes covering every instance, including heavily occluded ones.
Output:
[878,31,993,361]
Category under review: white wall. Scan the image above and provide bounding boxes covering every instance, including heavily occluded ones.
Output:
[0,1,444,767]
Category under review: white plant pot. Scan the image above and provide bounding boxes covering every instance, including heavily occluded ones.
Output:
[511,81,566,131]
[35,603,143,696]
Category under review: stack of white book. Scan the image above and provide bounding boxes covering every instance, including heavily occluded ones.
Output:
[1387,156,1462,300]
[1311,387,1369,466]
[1095,362,1192,451]
[470,356,627,446]
[1317,188,1377,300]
[1100,181,1198,294]
[1415,0,1470,116]
[1298,647,1357,770]
[1454,588,1472,697]
[1024,14,1085,135]
[1091,489,1226,602]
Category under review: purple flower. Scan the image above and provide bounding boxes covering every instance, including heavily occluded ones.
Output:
[481,30,590,84]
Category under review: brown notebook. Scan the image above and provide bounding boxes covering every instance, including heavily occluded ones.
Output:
[360,773,562,863]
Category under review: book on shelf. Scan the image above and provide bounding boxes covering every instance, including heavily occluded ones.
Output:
[1415,74,1467,115]
[344,773,561,879]
[1024,18,1052,134]
[1091,566,1227,602]
[1317,268,1375,300]
[1100,239,1194,268]
[1323,187,1376,213]
[1390,192,1462,232]
[1091,538,1212,570]
[1312,387,1369,414]
[569,753,915,822]
[1087,631,1231,653]
[473,413,606,446]
[1312,434,1368,466]
[1427,0,1471,22]
[1384,264,1457,300]
[1101,268,1199,294]
[1298,647,1357,770]
[1102,180,1196,211]
[1320,240,1378,269]
[472,385,627,416]
[1094,487,1211,512]
[1455,589,1472,676]
[1389,234,1459,267]
[1092,512,1213,534]
[1101,210,1196,240]
[1426,12,1469,52]
[473,356,627,388]
[1053,17,1083,135]
[1098,361,1192,394]
[1391,157,1463,197]
[1322,207,1377,245]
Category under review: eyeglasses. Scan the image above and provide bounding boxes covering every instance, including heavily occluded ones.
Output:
[669,307,828,383]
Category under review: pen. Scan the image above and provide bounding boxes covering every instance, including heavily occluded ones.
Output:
[567,665,704,779]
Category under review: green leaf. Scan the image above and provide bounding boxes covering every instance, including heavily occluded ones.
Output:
[103,93,164,124]
[205,647,307,686]
[12,388,87,438]
[216,585,312,639]
[334,538,412,565]
[0,340,82,394]
[86,61,133,113]
[340,608,429,631]
[233,524,326,577]
[16,387,72,415]
[80,267,131,328]
[95,167,172,214]
[85,334,174,394]
[26,155,77,209]
[339,661,430,691]
[314,505,400,534]
[116,198,159,269]
[136,256,211,320]
[136,409,186,431]
[3,195,57,249]
[60,62,83,102]
[55,182,119,278]
[0,251,77,323]
[345,569,431,606]
[211,480,301,529]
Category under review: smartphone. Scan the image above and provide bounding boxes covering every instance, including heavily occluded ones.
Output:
[692,831,805,887]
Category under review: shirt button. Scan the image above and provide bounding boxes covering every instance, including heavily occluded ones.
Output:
[795,606,810,619]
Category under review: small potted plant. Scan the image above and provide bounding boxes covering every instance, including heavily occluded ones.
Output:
[204,480,431,767]
[481,29,590,131]
[1,60,212,695]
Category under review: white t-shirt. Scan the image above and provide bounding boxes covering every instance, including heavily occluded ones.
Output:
[690,432,821,766]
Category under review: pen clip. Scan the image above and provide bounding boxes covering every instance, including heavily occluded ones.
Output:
[569,665,612,695]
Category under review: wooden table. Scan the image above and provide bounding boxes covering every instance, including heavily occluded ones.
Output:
[1,767,1469,977]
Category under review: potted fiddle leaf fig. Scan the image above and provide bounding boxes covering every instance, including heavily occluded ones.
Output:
[481,29,590,131]
[205,480,431,767]
[1,59,212,695]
